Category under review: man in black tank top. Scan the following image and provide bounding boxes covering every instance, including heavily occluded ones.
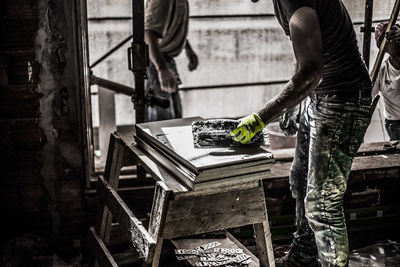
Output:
[231,1,372,266]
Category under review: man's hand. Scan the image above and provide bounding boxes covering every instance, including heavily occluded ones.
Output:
[145,30,178,93]
[386,24,400,43]
[279,104,300,136]
[231,113,266,144]
[186,41,198,71]
[158,67,178,93]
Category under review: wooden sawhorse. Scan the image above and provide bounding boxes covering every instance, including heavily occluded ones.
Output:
[88,132,275,267]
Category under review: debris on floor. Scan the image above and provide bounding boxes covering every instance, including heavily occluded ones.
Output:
[175,241,253,266]
[349,240,400,267]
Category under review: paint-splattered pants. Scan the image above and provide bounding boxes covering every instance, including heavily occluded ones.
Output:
[289,89,372,266]
[145,55,182,122]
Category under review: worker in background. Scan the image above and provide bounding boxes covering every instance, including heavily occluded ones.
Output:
[232,0,372,266]
[144,0,198,122]
[372,22,400,140]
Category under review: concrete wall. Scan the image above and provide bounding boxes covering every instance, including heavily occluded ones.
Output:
[87,0,396,142]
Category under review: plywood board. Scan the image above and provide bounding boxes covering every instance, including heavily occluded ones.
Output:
[135,117,273,174]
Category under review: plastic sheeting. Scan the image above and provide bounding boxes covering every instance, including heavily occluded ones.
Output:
[349,240,400,267]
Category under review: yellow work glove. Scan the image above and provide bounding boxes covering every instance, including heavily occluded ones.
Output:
[231,113,266,144]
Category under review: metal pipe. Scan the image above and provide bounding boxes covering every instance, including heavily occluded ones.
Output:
[88,14,274,21]
[362,0,374,69]
[180,80,289,91]
[90,74,135,95]
[132,0,146,124]
[90,34,133,69]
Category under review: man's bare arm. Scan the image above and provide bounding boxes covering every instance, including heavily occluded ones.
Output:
[145,30,177,93]
[258,7,323,124]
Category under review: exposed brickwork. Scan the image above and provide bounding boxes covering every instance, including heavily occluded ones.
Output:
[0,0,90,259]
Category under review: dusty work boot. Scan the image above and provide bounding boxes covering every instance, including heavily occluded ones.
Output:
[275,242,319,267]
[275,252,319,267]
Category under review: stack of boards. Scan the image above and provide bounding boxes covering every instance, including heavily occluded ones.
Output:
[135,117,274,191]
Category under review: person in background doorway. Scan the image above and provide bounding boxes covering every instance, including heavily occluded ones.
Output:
[144,0,198,122]
[372,21,400,140]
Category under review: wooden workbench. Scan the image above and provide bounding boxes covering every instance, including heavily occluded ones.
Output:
[89,132,275,267]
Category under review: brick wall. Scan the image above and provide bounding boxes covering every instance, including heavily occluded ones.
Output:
[0,0,92,259]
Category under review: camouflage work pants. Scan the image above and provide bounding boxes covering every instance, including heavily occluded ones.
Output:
[289,89,372,266]
[145,55,182,122]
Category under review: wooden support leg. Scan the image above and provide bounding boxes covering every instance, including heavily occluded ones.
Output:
[92,133,126,267]
[142,239,163,267]
[143,182,171,267]
[99,133,126,242]
[253,218,275,267]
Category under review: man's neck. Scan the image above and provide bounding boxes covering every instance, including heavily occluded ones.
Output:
[389,56,400,70]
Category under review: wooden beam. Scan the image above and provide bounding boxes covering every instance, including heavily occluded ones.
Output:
[96,133,126,244]
[271,141,400,162]
[97,176,156,260]
[351,154,400,171]
[270,154,400,179]
[87,227,118,267]
[104,133,125,185]
[98,87,116,166]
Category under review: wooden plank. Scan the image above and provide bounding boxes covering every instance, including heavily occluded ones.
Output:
[97,176,156,260]
[271,142,400,162]
[253,220,275,267]
[358,141,400,154]
[98,87,116,166]
[162,186,267,239]
[171,232,259,267]
[87,227,118,267]
[104,133,125,185]
[351,154,400,171]
[96,134,125,245]
[269,154,400,179]
[176,180,260,199]
[135,117,273,173]
[193,171,271,192]
[196,161,273,182]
